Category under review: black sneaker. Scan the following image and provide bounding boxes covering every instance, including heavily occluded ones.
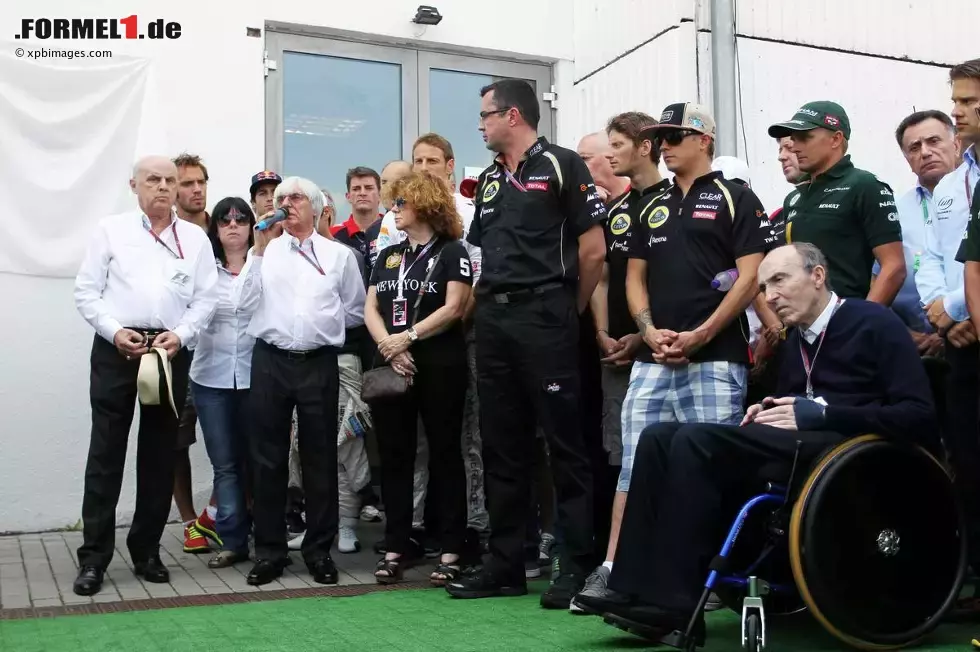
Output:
[446,568,528,599]
[541,570,586,609]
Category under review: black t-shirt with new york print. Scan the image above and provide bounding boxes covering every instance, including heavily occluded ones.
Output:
[369,238,473,365]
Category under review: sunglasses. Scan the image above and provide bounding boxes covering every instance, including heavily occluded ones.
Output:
[394,197,407,208]
[217,212,250,226]
[655,129,700,147]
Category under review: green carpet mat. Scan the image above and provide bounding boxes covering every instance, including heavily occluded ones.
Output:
[0,586,975,651]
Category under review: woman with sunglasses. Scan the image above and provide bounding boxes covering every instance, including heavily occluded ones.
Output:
[364,171,473,586]
[189,197,262,568]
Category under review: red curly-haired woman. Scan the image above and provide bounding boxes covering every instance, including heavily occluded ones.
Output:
[364,171,473,587]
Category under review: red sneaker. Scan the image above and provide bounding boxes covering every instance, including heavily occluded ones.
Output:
[195,510,223,547]
[183,523,210,554]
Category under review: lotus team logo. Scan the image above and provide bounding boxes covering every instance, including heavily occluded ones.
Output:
[610,214,631,235]
[482,180,500,203]
[648,206,670,229]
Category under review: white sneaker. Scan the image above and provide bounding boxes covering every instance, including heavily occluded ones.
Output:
[360,505,382,522]
[287,531,304,551]
[338,517,361,554]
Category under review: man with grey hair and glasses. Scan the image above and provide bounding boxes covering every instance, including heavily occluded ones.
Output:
[576,242,937,644]
[243,176,366,586]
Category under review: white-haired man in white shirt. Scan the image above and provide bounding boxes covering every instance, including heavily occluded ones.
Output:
[244,176,366,586]
[375,133,488,558]
[72,155,220,596]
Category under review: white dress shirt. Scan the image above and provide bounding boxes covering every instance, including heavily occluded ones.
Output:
[802,292,841,344]
[190,256,263,389]
[375,193,482,282]
[74,210,219,346]
[245,231,366,351]
[916,147,979,322]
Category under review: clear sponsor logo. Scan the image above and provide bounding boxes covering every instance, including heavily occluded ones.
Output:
[699,192,723,201]
[695,203,717,210]
[880,188,893,196]
[527,175,550,181]
[609,214,631,235]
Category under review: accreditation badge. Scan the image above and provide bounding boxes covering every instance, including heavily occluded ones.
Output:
[392,299,407,327]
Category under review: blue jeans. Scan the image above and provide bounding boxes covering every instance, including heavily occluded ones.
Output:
[190,382,250,554]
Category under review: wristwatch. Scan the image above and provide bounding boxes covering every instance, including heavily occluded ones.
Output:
[407,327,418,343]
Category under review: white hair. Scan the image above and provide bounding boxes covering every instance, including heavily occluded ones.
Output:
[274,176,325,224]
[320,187,336,209]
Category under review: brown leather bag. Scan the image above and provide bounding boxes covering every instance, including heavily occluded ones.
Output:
[361,250,442,402]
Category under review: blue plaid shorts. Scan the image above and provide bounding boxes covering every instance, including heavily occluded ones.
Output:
[617,360,747,492]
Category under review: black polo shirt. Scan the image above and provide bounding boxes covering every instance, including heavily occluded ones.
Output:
[369,238,472,365]
[605,179,671,340]
[625,171,773,364]
[955,178,980,262]
[467,137,606,294]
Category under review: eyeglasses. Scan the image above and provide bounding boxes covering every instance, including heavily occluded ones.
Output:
[479,107,512,121]
[217,212,250,226]
[394,197,407,208]
[654,129,700,147]
[277,192,307,206]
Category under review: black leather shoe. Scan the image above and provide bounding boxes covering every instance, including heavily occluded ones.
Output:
[310,557,338,585]
[73,566,104,596]
[247,559,287,586]
[133,556,170,583]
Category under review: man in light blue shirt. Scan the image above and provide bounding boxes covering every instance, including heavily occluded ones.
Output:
[880,111,960,354]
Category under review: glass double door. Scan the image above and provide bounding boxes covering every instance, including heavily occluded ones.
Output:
[264,31,553,217]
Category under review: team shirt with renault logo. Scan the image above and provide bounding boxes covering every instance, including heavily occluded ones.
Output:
[605,180,671,340]
[625,171,774,364]
[467,136,607,293]
[781,155,901,299]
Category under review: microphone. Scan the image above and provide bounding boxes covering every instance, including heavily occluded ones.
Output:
[255,207,288,231]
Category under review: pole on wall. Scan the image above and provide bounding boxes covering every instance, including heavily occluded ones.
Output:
[710,0,738,157]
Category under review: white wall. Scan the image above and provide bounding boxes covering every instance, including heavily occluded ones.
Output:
[0,0,573,533]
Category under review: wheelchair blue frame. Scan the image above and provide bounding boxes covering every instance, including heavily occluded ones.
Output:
[672,485,794,652]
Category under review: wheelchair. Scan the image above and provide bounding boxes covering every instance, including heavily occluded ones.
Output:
[643,433,968,651]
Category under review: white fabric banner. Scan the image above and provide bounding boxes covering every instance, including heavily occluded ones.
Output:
[0,47,167,278]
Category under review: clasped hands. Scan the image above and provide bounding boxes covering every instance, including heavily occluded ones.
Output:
[643,327,707,365]
[378,332,416,377]
[741,396,799,430]
[114,328,181,360]
[924,298,976,349]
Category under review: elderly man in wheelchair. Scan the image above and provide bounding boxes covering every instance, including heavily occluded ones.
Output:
[576,242,966,650]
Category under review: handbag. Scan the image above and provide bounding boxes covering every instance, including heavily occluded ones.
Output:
[361,249,442,402]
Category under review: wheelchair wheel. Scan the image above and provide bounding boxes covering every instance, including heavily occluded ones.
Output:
[743,613,761,652]
[789,435,967,650]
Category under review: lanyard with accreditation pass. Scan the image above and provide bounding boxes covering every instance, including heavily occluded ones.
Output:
[799,295,844,400]
[146,221,184,259]
[392,239,438,327]
[291,240,325,275]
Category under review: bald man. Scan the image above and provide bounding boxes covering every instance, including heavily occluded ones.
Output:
[72,155,219,596]
[578,132,630,204]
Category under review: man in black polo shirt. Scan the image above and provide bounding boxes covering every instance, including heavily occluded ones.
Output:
[767,101,905,305]
[571,111,671,612]
[616,104,772,541]
[446,78,607,607]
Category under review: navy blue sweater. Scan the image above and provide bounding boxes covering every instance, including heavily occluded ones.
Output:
[777,299,938,448]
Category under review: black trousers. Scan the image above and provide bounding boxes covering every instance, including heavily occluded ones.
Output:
[373,356,468,556]
[609,421,843,612]
[249,340,339,566]
[77,334,190,569]
[475,287,594,580]
[579,307,613,560]
[944,340,980,563]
